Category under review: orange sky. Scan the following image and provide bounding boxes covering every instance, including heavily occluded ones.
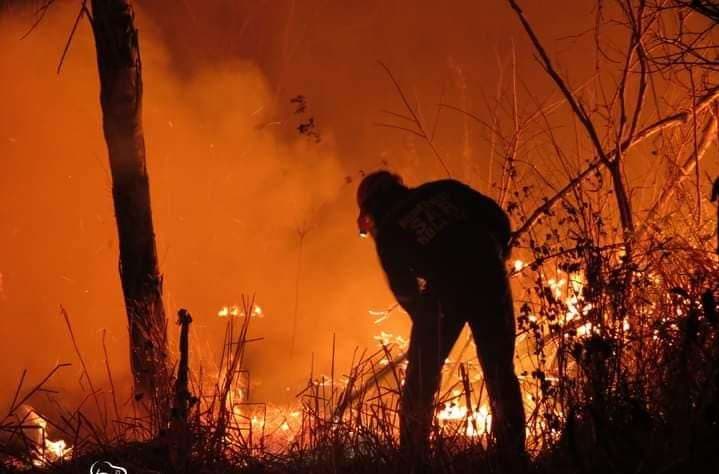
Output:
[0,0,641,414]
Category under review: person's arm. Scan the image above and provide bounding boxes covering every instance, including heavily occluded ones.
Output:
[376,238,423,316]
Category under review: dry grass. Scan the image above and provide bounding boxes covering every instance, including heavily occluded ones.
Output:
[1,230,717,474]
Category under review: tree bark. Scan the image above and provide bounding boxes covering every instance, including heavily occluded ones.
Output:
[89,0,170,419]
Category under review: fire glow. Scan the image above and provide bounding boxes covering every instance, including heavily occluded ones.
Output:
[13,405,71,467]
[203,257,603,449]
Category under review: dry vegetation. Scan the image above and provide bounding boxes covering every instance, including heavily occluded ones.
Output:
[2,0,719,473]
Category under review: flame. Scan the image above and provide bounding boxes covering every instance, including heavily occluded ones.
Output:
[369,304,399,324]
[576,321,594,337]
[218,304,264,318]
[206,252,642,454]
[42,438,71,464]
[373,314,389,324]
[16,405,72,467]
[238,404,303,452]
[436,401,492,437]
[373,330,409,350]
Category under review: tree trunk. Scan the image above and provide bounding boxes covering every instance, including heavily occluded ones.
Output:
[89,0,170,421]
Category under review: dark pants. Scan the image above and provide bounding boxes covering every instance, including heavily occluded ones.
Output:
[399,265,526,466]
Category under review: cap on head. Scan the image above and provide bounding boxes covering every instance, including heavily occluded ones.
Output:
[356,171,404,211]
[356,171,404,238]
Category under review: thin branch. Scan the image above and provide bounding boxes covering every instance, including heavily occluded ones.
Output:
[636,114,718,239]
[436,103,509,146]
[430,81,447,142]
[511,83,719,246]
[60,305,105,429]
[56,1,88,74]
[507,0,609,164]
[627,3,650,142]
[377,61,452,176]
[6,370,27,418]
[508,0,637,239]
[19,0,56,40]
[380,109,415,124]
[373,122,426,140]
[689,67,701,224]
[290,228,308,356]
[8,363,71,416]
[102,329,121,426]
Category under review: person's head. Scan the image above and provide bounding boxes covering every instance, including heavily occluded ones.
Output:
[356,170,408,238]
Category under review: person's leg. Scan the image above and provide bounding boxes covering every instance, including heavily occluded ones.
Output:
[400,304,464,459]
[468,272,526,467]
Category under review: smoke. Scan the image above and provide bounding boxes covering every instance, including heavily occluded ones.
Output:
[0,0,599,413]
[0,2,393,411]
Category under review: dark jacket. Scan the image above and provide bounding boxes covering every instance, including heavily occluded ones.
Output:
[373,179,510,316]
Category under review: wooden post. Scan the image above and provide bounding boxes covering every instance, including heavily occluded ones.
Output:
[169,309,193,473]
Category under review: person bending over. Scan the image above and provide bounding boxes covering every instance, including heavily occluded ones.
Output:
[356,171,525,466]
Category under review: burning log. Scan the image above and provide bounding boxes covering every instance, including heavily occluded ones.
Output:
[88,0,171,421]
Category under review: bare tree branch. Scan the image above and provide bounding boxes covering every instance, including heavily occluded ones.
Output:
[511,84,719,247]
[508,0,637,240]
[636,114,718,239]
[377,61,452,176]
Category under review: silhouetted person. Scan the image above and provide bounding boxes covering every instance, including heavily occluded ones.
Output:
[356,171,526,468]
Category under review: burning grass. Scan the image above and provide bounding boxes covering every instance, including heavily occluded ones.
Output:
[2,0,718,472]
[1,232,718,473]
